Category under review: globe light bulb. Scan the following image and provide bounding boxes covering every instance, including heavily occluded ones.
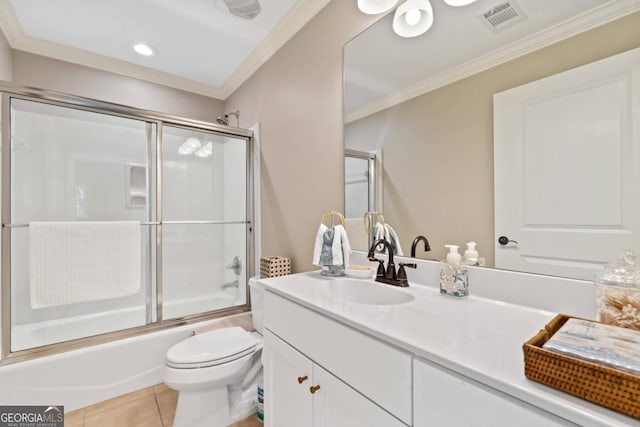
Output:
[404,9,421,26]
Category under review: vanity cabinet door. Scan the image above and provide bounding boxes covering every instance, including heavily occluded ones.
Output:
[265,291,412,424]
[264,329,313,427]
[312,364,407,427]
[265,329,408,427]
[413,359,578,427]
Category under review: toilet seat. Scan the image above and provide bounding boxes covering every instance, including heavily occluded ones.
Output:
[166,327,257,369]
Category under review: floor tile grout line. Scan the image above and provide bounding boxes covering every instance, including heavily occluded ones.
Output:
[152,389,165,427]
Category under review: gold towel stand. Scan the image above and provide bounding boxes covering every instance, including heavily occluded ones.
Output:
[363,211,384,234]
[321,211,345,227]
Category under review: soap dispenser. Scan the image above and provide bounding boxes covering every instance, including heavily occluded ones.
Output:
[462,241,486,266]
[463,241,478,264]
[462,242,478,265]
[440,244,469,297]
[445,244,461,264]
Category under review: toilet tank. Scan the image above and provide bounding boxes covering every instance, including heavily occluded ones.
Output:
[248,278,266,334]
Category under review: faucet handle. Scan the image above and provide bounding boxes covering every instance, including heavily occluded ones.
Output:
[397,263,417,286]
[369,257,386,279]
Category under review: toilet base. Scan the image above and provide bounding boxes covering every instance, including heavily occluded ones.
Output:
[173,387,230,427]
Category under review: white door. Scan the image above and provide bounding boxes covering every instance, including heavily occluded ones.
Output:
[312,364,406,427]
[494,47,640,280]
[263,329,313,427]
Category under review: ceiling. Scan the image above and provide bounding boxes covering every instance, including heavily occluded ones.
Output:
[344,0,640,121]
[0,0,329,99]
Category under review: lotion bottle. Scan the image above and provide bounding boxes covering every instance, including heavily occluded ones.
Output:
[440,244,469,297]
[445,244,461,264]
[463,241,479,265]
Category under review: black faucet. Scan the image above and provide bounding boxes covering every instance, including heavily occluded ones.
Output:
[367,239,415,287]
[411,235,431,258]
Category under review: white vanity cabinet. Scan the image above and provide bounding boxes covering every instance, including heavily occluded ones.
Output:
[263,329,313,427]
[263,291,412,427]
[413,358,578,427]
[264,329,407,427]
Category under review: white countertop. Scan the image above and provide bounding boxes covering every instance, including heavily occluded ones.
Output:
[258,269,639,427]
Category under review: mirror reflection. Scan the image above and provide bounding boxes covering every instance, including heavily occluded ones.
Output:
[344,0,640,280]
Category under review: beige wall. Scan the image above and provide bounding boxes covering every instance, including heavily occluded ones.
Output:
[224,1,377,272]
[346,12,640,265]
[12,51,223,121]
[0,30,11,81]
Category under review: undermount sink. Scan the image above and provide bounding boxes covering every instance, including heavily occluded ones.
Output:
[317,278,415,306]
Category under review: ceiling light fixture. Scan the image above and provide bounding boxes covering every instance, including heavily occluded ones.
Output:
[393,0,433,38]
[357,0,398,15]
[443,0,477,6]
[132,43,156,56]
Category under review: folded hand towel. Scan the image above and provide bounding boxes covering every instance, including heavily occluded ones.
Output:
[372,222,386,253]
[384,223,404,256]
[332,225,344,267]
[336,225,352,268]
[312,224,329,266]
[319,227,334,266]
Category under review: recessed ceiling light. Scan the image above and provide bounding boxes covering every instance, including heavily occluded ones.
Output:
[133,43,156,56]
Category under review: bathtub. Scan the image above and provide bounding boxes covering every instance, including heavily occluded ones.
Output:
[12,292,238,351]
[0,294,247,411]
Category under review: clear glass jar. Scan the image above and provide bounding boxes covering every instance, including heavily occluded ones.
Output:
[595,250,640,331]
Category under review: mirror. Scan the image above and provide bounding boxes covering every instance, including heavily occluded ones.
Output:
[343,0,640,280]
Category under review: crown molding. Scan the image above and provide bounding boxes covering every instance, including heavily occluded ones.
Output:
[15,38,227,99]
[345,0,640,124]
[221,0,331,98]
[0,0,330,100]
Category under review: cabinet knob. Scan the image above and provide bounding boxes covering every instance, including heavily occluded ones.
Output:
[297,375,308,384]
[309,385,321,394]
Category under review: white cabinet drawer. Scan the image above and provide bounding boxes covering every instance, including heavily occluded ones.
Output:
[265,291,412,425]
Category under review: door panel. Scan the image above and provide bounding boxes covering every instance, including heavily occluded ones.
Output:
[494,48,640,280]
[313,364,406,427]
[263,329,313,427]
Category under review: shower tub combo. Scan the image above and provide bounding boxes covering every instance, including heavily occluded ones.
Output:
[0,84,257,408]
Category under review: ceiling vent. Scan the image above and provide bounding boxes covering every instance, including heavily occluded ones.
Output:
[479,1,527,33]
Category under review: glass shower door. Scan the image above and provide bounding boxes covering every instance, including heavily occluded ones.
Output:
[8,97,157,351]
[161,126,248,320]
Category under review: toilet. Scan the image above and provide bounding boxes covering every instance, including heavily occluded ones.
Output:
[163,278,266,427]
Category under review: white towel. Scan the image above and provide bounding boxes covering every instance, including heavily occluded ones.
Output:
[332,225,343,266]
[384,223,404,256]
[372,222,385,253]
[29,221,142,308]
[338,225,352,268]
[312,224,328,266]
[330,225,352,268]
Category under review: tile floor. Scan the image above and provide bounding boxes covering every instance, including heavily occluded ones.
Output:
[65,383,262,427]
[65,314,260,426]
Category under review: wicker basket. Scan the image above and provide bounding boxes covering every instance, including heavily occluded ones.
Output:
[523,314,640,418]
[260,256,291,279]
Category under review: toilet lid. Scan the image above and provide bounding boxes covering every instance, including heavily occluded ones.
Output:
[166,327,257,368]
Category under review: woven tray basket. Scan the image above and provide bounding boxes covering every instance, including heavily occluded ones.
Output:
[523,314,640,419]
